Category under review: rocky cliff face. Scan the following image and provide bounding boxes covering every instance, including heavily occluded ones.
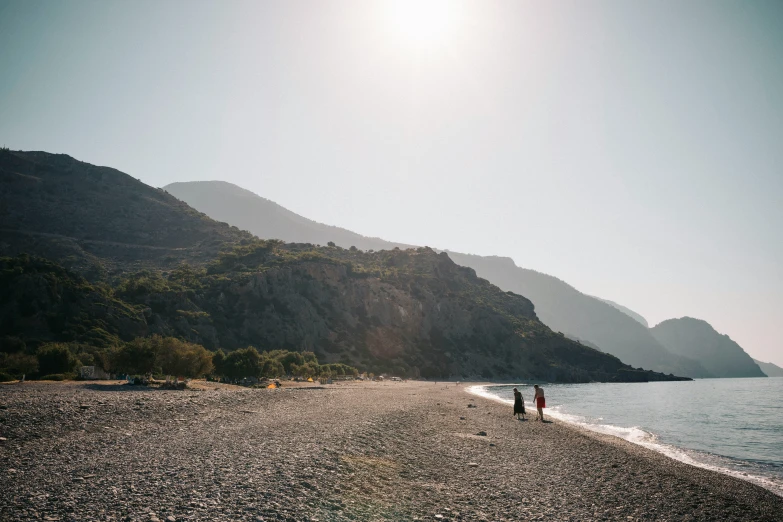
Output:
[164,180,710,378]
[117,244,675,381]
[1,247,687,382]
[650,318,765,378]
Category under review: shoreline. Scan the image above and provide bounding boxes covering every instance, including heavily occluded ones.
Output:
[467,383,783,498]
[1,380,782,520]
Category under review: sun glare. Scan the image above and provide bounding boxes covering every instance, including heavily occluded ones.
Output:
[382,0,462,51]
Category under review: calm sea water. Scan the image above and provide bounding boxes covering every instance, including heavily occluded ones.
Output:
[471,377,783,497]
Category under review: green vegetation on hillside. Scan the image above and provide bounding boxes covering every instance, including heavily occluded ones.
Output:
[0,248,684,382]
[0,151,691,382]
[164,179,708,379]
[0,151,253,276]
[0,254,147,348]
[0,331,356,382]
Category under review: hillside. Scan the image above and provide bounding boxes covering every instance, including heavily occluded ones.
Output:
[0,151,688,381]
[650,318,765,378]
[0,150,253,278]
[753,359,783,377]
[593,297,649,327]
[0,255,148,348]
[0,248,685,382]
[164,180,708,377]
[117,243,691,381]
[445,253,711,377]
[164,181,413,251]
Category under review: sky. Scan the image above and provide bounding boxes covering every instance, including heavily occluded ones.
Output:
[1,0,782,366]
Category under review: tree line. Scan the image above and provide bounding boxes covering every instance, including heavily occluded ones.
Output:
[0,335,358,381]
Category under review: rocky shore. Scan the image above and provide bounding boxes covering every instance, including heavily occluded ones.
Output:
[1,380,781,521]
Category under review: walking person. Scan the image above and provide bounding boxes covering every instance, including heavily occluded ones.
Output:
[533,384,546,421]
[513,387,525,420]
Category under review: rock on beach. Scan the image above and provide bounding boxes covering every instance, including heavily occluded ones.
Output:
[0,380,781,521]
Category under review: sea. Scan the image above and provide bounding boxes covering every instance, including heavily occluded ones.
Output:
[470,377,783,497]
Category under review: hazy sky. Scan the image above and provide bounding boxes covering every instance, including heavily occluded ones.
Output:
[2,0,782,366]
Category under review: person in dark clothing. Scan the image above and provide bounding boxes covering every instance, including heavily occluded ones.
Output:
[513,387,525,420]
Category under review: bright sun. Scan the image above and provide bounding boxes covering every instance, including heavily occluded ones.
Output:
[382,0,462,50]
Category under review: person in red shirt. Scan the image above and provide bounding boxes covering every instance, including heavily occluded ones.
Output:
[533,384,546,421]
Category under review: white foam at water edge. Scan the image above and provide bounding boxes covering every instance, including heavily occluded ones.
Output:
[467,385,783,497]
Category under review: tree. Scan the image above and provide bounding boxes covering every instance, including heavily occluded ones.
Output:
[0,352,38,376]
[212,349,227,376]
[297,362,318,379]
[156,337,213,377]
[0,336,26,354]
[260,358,285,378]
[112,337,158,375]
[37,343,78,375]
[223,346,262,379]
[276,351,305,374]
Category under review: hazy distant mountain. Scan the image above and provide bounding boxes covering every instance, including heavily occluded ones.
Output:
[650,318,766,378]
[164,181,413,252]
[166,180,709,378]
[753,359,783,377]
[1,150,691,382]
[444,253,710,378]
[593,297,648,327]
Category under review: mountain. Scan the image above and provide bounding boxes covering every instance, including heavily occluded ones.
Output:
[0,255,148,348]
[650,318,766,378]
[0,151,253,279]
[444,253,711,378]
[164,180,707,377]
[593,297,649,327]
[164,181,413,252]
[0,150,687,381]
[753,359,783,377]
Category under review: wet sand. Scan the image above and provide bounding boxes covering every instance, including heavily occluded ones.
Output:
[1,380,781,521]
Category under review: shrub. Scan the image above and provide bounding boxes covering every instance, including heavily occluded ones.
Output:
[112,335,213,378]
[37,343,78,376]
[0,371,14,382]
[39,373,76,381]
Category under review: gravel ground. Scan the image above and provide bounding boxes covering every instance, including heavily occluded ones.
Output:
[1,380,781,521]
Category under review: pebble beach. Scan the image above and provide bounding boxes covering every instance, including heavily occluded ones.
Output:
[1,380,781,521]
